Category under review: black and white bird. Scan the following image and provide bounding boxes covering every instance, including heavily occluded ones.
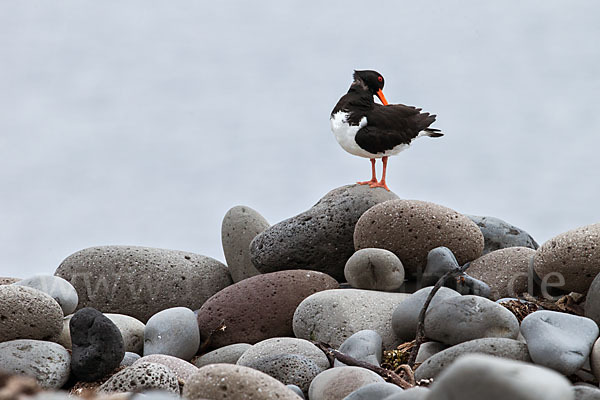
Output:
[330,70,442,191]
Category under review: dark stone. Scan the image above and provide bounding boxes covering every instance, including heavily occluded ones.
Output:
[467,215,538,255]
[70,307,125,381]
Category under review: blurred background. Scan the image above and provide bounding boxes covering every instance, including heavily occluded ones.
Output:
[1,1,599,277]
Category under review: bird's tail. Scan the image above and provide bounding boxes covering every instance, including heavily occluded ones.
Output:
[424,128,443,137]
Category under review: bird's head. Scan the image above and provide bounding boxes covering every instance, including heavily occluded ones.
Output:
[352,70,388,105]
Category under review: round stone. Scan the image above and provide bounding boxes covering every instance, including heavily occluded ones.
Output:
[308,366,385,400]
[105,313,145,355]
[194,343,252,368]
[382,387,430,399]
[414,341,448,364]
[134,354,198,382]
[334,330,382,367]
[344,248,405,291]
[120,352,141,367]
[354,199,484,275]
[573,384,600,400]
[585,272,600,326]
[466,215,538,254]
[13,275,78,315]
[236,337,329,371]
[589,337,600,381]
[144,306,199,361]
[344,382,403,400]
[98,362,179,394]
[0,277,20,285]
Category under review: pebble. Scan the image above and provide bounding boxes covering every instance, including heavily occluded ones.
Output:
[130,391,181,400]
[424,295,520,345]
[183,363,300,400]
[222,205,270,282]
[590,337,600,380]
[13,275,78,315]
[54,245,232,322]
[585,272,600,326]
[414,341,448,364]
[467,247,536,300]
[344,248,405,291]
[98,362,179,394]
[287,384,306,399]
[426,354,574,400]
[533,223,600,293]
[0,277,20,285]
[120,351,141,366]
[308,366,385,400]
[520,310,599,375]
[354,199,484,276]
[134,354,198,382]
[0,285,63,342]
[0,339,71,389]
[250,184,398,281]
[467,215,538,254]
[197,270,337,348]
[106,313,145,354]
[391,286,461,341]
[194,343,252,367]
[382,387,430,399]
[70,307,125,381]
[144,306,199,360]
[414,337,530,380]
[236,337,330,371]
[574,384,600,400]
[293,289,410,348]
[334,330,382,367]
[343,382,402,400]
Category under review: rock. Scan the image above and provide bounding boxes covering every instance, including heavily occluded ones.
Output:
[466,247,536,300]
[144,307,199,360]
[56,315,72,349]
[106,313,145,355]
[120,352,141,366]
[287,384,306,399]
[236,337,329,371]
[0,277,20,285]
[391,286,461,341]
[414,341,448,364]
[414,337,531,380]
[12,275,78,315]
[293,289,410,348]
[574,384,600,400]
[308,366,385,400]
[382,387,430,399]
[54,245,232,322]
[426,354,574,400]
[70,307,125,381]
[222,205,270,282]
[134,354,198,382]
[334,330,382,367]
[533,223,600,293]
[197,270,337,348]
[343,382,402,400]
[585,272,600,326]
[183,363,300,399]
[590,337,600,381]
[344,248,405,291]
[0,339,71,389]
[520,310,599,375]
[130,391,181,400]
[467,215,539,254]
[0,285,63,342]
[98,362,179,394]
[250,184,398,281]
[354,199,484,276]
[424,295,520,345]
[194,343,252,368]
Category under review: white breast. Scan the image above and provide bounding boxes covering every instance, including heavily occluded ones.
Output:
[330,111,375,158]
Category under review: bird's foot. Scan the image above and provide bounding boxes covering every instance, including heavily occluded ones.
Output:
[369,181,390,191]
[357,179,378,186]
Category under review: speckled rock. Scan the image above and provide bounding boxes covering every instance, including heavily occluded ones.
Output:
[222,205,270,282]
[0,277,20,285]
[120,351,141,366]
[467,215,538,254]
[12,275,78,315]
[293,289,410,348]
[343,382,402,400]
[585,272,600,326]
[250,184,398,281]
[391,286,461,341]
[414,341,448,364]
[194,343,252,368]
[134,354,198,382]
[106,313,145,354]
[144,307,199,360]
[0,285,63,342]
[98,362,179,394]
[533,223,600,293]
[520,310,599,375]
[414,338,530,380]
[574,385,600,400]
[236,337,329,371]
[309,366,385,400]
[467,247,536,300]
[334,330,382,367]
[183,363,300,400]
[354,199,484,276]
[344,248,405,291]
[0,339,71,389]
[424,295,520,345]
[54,245,232,322]
[426,354,574,400]
[197,270,337,348]
[383,387,430,399]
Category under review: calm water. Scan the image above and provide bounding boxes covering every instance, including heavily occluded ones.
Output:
[1,1,599,277]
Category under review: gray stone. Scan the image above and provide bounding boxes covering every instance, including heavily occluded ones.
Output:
[422,247,461,286]
[120,351,141,366]
[414,337,531,380]
[54,245,232,322]
[0,339,71,389]
[194,343,252,367]
[222,205,270,282]
[56,315,72,349]
[0,285,64,342]
[134,354,198,382]
[13,275,78,315]
[426,354,574,400]
[106,313,145,355]
[590,337,600,381]
[383,387,430,399]
[414,341,448,364]
[250,184,398,281]
[293,289,410,348]
[391,286,461,341]
[287,384,306,399]
[424,295,520,345]
[343,382,402,400]
[0,277,20,285]
[467,215,539,254]
[29,394,73,400]
[334,330,382,367]
[130,391,181,400]
[98,362,179,394]
[574,385,600,400]
[585,272,600,326]
[520,310,599,375]
[236,337,329,371]
[308,366,385,400]
[144,306,199,361]
[344,248,405,291]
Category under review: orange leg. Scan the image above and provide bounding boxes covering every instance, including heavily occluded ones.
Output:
[369,156,390,191]
[357,158,377,185]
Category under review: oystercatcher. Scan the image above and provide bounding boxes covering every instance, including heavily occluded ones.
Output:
[331,70,442,191]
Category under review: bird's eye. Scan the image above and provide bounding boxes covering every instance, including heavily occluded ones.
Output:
[377,76,383,82]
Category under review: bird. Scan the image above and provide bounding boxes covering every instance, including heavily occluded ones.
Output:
[330,70,443,191]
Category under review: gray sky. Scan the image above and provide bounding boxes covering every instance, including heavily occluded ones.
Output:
[1,1,599,277]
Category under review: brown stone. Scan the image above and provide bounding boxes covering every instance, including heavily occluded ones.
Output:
[0,277,20,285]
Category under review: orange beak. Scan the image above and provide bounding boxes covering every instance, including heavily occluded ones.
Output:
[376,89,389,105]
